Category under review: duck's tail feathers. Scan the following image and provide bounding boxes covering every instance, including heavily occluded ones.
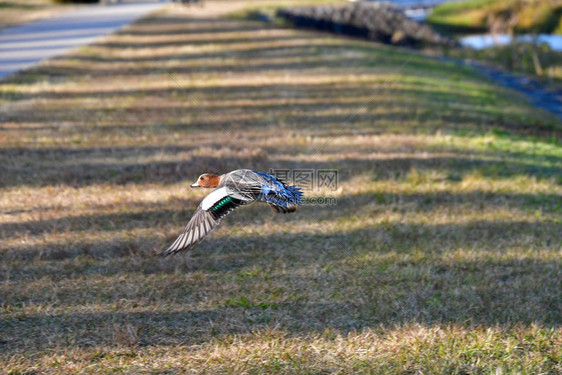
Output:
[268,203,298,214]
[285,185,304,205]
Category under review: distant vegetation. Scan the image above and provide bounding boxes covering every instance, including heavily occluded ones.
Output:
[443,41,562,81]
[428,0,562,34]
[428,0,562,82]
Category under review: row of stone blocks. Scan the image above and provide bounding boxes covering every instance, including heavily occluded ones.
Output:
[276,3,456,47]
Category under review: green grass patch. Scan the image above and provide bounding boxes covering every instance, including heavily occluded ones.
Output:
[428,0,562,35]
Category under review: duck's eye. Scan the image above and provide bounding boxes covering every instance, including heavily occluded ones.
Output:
[200,177,205,181]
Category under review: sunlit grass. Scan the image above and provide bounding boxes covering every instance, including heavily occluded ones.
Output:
[0,1,561,373]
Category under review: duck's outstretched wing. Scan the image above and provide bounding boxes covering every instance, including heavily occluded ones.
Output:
[160,187,245,256]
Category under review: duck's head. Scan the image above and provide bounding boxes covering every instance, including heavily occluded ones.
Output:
[191,173,221,188]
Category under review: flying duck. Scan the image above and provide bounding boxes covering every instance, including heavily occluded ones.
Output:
[161,169,303,256]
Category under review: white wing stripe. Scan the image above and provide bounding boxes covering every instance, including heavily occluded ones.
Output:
[201,187,229,210]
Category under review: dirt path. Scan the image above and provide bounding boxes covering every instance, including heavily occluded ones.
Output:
[0,0,167,80]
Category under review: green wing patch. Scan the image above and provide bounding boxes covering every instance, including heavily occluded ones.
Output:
[209,196,242,220]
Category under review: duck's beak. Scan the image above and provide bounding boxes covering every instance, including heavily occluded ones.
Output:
[190,181,200,188]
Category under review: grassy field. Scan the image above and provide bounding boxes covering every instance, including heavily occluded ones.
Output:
[1,1,561,373]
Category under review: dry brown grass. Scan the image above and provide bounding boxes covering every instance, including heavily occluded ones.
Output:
[0,1,561,373]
